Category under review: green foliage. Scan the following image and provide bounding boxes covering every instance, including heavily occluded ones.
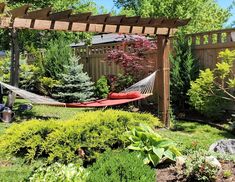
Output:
[52,57,95,103]
[126,124,181,166]
[223,170,232,178]
[188,69,226,118]
[170,33,199,112]
[0,110,161,164]
[0,119,60,162]
[109,74,134,92]
[0,54,10,82]
[87,150,156,182]
[185,151,220,181]
[29,163,88,182]
[44,38,72,79]
[188,49,235,119]
[19,63,40,89]
[115,0,230,33]
[39,77,60,95]
[95,76,110,99]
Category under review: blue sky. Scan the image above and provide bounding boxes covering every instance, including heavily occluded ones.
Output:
[93,0,235,26]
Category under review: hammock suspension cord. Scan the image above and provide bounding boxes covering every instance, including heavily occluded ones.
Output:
[0,71,158,106]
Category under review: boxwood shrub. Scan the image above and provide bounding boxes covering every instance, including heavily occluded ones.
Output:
[87,150,156,182]
[0,110,161,164]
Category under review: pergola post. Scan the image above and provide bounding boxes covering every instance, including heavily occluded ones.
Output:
[10,28,20,87]
[156,35,170,127]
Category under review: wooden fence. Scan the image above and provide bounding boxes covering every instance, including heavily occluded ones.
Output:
[187,28,235,72]
[74,43,158,82]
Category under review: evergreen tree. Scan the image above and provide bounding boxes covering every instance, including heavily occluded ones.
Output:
[53,57,95,103]
[170,33,199,112]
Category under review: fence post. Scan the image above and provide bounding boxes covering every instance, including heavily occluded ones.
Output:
[156,35,170,127]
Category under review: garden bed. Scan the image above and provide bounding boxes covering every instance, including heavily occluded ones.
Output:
[156,160,235,182]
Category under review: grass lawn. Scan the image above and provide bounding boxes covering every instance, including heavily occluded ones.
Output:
[0,102,234,181]
[158,121,235,154]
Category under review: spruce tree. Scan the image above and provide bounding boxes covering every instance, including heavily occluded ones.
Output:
[53,57,95,103]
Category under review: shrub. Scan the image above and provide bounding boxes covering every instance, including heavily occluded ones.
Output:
[188,69,227,118]
[126,124,181,166]
[52,57,95,103]
[87,150,156,182]
[0,120,60,163]
[29,163,88,182]
[44,110,161,164]
[0,110,161,164]
[188,49,235,119]
[95,76,110,98]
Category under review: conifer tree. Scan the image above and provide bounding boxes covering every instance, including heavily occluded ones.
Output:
[170,33,199,112]
[53,56,95,103]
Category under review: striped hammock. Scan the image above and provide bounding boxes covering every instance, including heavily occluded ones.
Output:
[0,71,157,107]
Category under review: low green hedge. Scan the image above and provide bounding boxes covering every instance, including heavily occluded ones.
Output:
[0,110,161,164]
[87,150,156,182]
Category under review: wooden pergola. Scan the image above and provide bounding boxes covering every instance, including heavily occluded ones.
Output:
[0,3,189,126]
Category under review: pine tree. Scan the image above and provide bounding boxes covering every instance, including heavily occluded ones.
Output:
[53,57,95,103]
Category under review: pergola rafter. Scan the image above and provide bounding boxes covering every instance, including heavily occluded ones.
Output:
[0,3,190,126]
[0,3,189,35]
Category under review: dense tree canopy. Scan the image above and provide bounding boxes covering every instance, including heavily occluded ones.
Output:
[114,0,231,33]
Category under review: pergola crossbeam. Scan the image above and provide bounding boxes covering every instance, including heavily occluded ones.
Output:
[24,7,51,19]
[9,5,30,18]
[49,9,72,20]
[0,3,189,35]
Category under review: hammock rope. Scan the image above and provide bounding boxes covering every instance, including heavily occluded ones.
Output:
[122,71,156,95]
[0,71,157,107]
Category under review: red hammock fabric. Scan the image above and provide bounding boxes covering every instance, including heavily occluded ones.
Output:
[65,94,148,108]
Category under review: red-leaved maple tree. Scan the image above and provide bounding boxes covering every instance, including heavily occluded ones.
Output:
[106,35,157,82]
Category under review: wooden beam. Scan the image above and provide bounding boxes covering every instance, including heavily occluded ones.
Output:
[9,5,30,18]
[0,17,11,28]
[0,3,5,13]
[13,18,31,28]
[49,9,72,20]
[67,12,91,22]
[24,7,51,19]
[88,14,110,24]
[137,17,152,26]
[174,19,191,27]
[121,16,140,25]
[155,35,170,127]
[106,15,125,24]
[160,19,178,28]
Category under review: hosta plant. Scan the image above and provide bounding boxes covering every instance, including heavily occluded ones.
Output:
[126,124,181,166]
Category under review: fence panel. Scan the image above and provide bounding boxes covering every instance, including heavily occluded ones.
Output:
[187,28,235,72]
[74,43,158,82]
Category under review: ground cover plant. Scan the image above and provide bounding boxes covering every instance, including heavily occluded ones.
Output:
[0,110,161,164]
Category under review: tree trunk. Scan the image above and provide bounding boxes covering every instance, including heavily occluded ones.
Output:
[8,28,20,108]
